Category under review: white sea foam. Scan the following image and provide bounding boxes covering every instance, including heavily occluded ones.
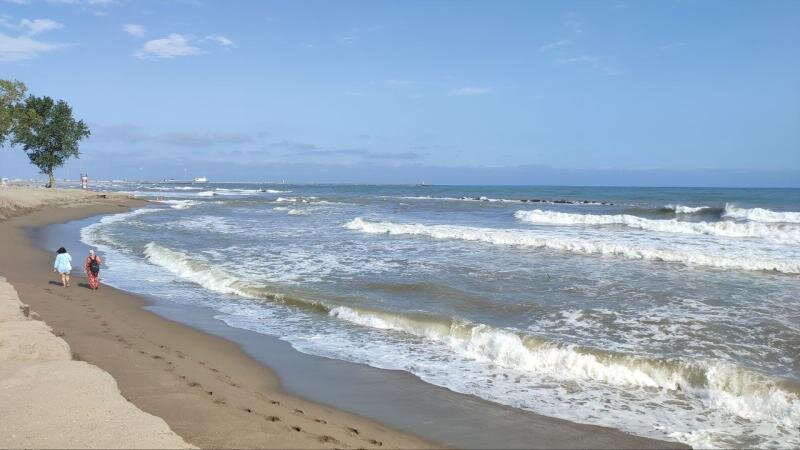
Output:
[395,196,610,205]
[344,217,800,274]
[197,190,216,197]
[329,306,800,434]
[79,208,159,251]
[664,204,711,214]
[173,186,202,190]
[287,208,307,216]
[144,242,252,297]
[723,204,800,223]
[157,199,201,210]
[514,209,800,243]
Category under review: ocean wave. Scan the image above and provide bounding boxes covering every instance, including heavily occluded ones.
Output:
[197,190,216,197]
[723,204,800,223]
[396,196,614,205]
[80,208,159,250]
[663,204,712,214]
[514,209,800,243]
[142,242,327,312]
[329,305,800,428]
[157,199,201,210]
[344,217,800,274]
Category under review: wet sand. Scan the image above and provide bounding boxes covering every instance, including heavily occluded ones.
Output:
[0,193,687,449]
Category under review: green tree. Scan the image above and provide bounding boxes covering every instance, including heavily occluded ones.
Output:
[0,79,27,146]
[12,95,90,188]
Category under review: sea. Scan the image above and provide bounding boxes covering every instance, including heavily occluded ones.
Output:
[75,182,799,448]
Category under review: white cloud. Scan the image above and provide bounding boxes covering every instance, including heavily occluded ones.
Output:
[122,23,145,38]
[20,18,62,35]
[451,86,493,96]
[556,55,599,64]
[539,39,571,52]
[204,34,234,47]
[0,31,66,61]
[2,0,31,4]
[135,33,201,59]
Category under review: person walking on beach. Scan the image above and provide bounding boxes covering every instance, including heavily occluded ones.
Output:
[53,247,72,287]
[84,249,102,290]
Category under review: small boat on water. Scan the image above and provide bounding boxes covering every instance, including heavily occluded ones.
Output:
[193,176,208,183]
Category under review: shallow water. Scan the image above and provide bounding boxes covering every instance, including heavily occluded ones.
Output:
[76,182,800,448]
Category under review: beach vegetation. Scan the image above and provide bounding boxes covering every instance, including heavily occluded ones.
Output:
[0,79,27,146]
[11,95,90,188]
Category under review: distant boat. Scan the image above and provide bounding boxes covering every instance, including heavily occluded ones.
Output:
[417,181,432,187]
[193,176,208,183]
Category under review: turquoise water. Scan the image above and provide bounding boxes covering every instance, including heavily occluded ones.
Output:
[78,183,800,448]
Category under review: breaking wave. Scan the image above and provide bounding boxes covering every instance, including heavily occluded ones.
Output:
[142,242,327,312]
[344,218,800,274]
[663,204,712,214]
[157,199,201,210]
[328,305,800,434]
[396,196,614,205]
[80,208,160,251]
[723,204,800,223]
[514,209,800,243]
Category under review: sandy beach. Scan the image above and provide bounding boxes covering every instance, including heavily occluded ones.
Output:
[0,187,686,449]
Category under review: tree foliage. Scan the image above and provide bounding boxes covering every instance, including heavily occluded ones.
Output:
[0,79,27,146]
[12,95,91,188]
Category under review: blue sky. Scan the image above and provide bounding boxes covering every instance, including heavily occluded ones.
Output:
[1,0,798,186]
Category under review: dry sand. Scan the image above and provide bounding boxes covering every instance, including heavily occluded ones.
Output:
[0,276,194,449]
[0,188,435,449]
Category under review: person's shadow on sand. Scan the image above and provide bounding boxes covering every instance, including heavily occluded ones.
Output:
[48,280,93,290]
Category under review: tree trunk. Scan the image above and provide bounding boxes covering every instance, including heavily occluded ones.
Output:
[47,171,55,188]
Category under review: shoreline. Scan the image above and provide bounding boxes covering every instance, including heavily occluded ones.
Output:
[0,193,686,449]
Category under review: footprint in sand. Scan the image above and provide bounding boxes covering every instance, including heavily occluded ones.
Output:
[318,435,340,444]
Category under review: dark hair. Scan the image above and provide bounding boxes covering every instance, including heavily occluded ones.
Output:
[57,247,66,254]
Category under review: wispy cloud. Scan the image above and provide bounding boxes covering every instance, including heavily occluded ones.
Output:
[0,31,66,61]
[336,25,381,46]
[0,17,63,35]
[20,18,62,35]
[0,17,66,61]
[451,86,493,96]
[556,55,599,64]
[540,14,619,75]
[134,33,235,59]
[93,124,254,147]
[203,34,235,47]
[271,139,427,161]
[135,33,201,59]
[122,23,145,38]
[539,39,571,52]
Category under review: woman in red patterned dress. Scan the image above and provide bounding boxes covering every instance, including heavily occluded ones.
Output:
[84,249,103,290]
